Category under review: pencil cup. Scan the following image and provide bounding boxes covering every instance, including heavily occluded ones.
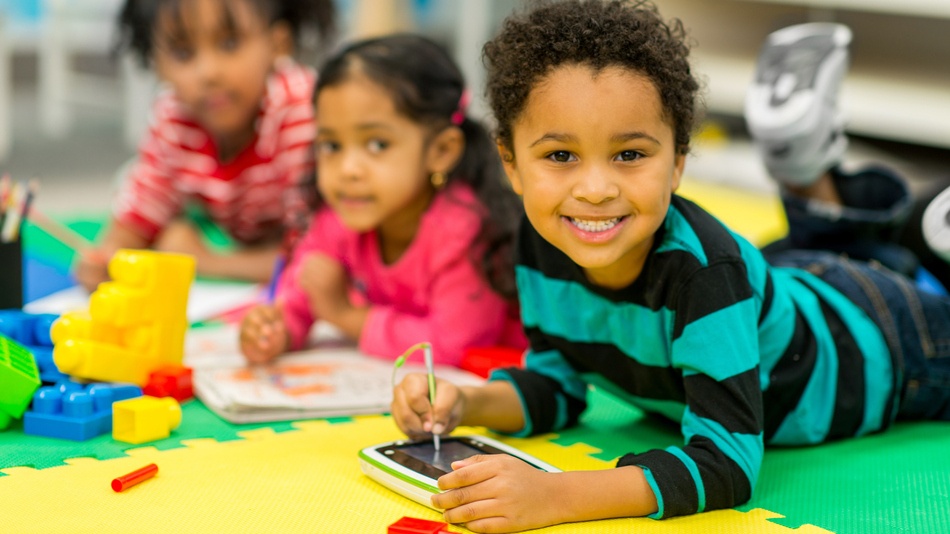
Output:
[0,236,23,309]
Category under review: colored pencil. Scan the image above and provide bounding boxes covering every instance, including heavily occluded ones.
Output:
[0,174,9,237]
[26,208,95,251]
[9,180,38,241]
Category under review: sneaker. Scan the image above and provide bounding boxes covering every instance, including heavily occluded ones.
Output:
[922,185,950,263]
[745,23,852,187]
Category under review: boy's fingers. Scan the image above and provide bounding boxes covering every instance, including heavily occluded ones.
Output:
[391,387,429,438]
[400,374,438,417]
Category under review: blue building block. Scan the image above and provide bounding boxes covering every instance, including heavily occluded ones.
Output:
[0,310,67,383]
[23,381,143,441]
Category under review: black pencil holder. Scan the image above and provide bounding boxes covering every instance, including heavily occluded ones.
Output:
[0,236,24,310]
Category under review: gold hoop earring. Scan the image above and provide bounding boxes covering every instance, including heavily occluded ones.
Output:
[430,172,446,189]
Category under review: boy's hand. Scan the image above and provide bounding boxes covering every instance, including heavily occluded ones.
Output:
[434,454,564,533]
[299,253,367,338]
[75,248,112,293]
[240,304,288,364]
[392,373,465,440]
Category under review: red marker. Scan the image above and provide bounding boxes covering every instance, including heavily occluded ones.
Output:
[112,463,158,492]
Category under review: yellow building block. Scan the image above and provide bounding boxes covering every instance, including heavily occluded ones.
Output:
[113,395,182,444]
[51,249,195,385]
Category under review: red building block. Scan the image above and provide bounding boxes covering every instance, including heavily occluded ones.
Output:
[459,346,524,378]
[387,516,451,534]
[142,365,193,402]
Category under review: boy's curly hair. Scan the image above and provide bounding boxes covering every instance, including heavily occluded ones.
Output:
[484,0,701,155]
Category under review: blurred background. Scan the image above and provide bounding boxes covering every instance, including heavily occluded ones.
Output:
[0,0,948,219]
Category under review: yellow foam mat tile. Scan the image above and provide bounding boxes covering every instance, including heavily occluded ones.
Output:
[677,178,788,247]
[0,415,828,533]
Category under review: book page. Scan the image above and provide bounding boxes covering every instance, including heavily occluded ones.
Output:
[187,324,484,422]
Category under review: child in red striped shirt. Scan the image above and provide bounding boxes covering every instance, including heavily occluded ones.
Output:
[75,0,336,291]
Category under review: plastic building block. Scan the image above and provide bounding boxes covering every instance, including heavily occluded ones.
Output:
[387,516,451,534]
[0,310,68,383]
[460,346,524,378]
[113,395,182,444]
[112,463,158,492]
[23,381,143,441]
[51,249,196,385]
[143,365,193,402]
[0,333,41,429]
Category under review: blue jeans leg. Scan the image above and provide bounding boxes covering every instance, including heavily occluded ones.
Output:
[769,250,950,422]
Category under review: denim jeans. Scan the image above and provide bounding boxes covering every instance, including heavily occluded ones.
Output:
[768,242,950,422]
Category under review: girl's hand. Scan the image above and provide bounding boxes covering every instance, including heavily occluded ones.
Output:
[434,454,565,533]
[299,253,367,338]
[240,304,288,364]
[392,373,465,440]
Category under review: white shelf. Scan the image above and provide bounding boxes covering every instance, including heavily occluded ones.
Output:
[747,0,950,20]
[694,52,950,149]
[659,0,950,150]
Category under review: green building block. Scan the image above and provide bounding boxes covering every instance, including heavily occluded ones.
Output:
[0,334,41,429]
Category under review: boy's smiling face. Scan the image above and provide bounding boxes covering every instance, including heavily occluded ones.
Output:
[500,64,685,289]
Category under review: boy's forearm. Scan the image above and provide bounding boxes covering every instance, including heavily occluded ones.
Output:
[459,381,526,433]
[556,466,659,522]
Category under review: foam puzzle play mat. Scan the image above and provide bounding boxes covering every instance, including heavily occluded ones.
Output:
[2,178,948,533]
[2,387,948,533]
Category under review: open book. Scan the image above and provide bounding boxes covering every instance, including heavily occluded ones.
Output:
[187,326,484,424]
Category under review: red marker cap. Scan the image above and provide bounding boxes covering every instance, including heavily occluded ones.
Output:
[112,463,158,492]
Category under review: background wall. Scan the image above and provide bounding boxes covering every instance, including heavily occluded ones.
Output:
[0,0,947,218]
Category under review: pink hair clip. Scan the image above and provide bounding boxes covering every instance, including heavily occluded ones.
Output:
[451,89,471,126]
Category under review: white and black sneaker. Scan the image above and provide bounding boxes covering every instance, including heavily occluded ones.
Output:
[745,23,852,187]
[922,185,950,263]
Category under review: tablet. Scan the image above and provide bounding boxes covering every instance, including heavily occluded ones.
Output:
[358,435,561,508]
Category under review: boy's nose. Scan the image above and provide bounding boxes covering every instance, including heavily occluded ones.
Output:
[572,168,619,204]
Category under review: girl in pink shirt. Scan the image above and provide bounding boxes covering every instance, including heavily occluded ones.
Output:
[240,34,526,366]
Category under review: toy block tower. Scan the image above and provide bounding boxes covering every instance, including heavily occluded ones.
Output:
[0,334,41,429]
[52,249,196,386]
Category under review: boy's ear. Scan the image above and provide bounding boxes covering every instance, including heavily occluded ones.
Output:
[270,21,294,58]
[671,151,686,193]
[426,126,465,175]
[496,142,523,195]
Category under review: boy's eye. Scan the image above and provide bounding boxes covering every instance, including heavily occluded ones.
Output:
[367,139,388,153]
[547,151,575,163]
[616,150,643,162]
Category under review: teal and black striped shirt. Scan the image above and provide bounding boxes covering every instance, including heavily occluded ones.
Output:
[490,195,897,518]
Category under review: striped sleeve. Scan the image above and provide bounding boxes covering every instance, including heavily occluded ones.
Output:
[617,260,764,518]
[488,331,588,437]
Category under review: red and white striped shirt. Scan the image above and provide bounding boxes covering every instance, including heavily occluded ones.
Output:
[114,60,316,245]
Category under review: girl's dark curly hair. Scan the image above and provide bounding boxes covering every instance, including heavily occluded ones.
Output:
[484,0,701,156]
[116,0,336,67]
[315,34,523,300]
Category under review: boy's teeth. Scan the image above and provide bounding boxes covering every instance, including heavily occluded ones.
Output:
[570,217,620,232]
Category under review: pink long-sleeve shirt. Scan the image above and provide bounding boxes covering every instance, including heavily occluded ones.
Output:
[277,183,526,366]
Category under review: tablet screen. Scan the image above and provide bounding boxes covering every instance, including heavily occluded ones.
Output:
[397,440,484,472]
